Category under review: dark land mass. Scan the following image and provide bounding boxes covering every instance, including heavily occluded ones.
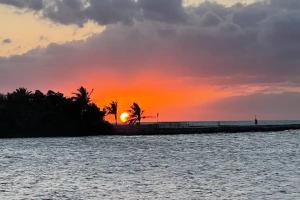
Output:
[0,87,111,138]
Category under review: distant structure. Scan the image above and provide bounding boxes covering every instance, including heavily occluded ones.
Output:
[255,115,258,125]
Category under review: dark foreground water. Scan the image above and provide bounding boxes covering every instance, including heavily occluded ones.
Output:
[0,131,299,200]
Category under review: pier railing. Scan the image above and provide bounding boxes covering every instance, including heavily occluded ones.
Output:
[141,120,300,129]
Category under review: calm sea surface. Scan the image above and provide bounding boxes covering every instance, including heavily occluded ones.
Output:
[0,131,299,200]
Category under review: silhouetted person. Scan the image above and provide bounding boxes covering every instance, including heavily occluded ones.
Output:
[255,116,258,125]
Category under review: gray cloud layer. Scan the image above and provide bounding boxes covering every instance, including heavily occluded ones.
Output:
[201,92,300,120]
[1,0,300,88]
[0,0,187,25]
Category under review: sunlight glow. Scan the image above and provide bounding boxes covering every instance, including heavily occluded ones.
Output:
[120,112,129,123]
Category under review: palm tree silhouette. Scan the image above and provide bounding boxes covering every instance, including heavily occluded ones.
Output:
[128,102,144,125]
[72,86,92,106]
[9,88,32,102]
[105,101,118,125]
[72,87,94,119]
[15,88,32,96]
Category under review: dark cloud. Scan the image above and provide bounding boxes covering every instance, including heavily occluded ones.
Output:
[0,0,187,26]
[83,0,139,25]
[0,0,43,10]
[0,0,135,25]
[201,12,222,26]
[2,38,12,44]
[1,0,300,89]
[42,0,86,25]
[138,0,186,23]
[231,3,268,28]
[271,0,300,10]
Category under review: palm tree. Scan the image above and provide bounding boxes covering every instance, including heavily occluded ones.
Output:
[15,88,32,96]
[128,102,144,125]
[72,87,94,120]
[105,101,118,125]
[72,86,92,106]
[9,88,32,102]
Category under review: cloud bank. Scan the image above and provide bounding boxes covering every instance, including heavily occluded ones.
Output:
[0,0,186,25]
[1,1,300,85]
[1,0,300,119]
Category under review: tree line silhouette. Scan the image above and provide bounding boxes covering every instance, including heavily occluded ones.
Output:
[0,87,110,137]
[0,87,146,138]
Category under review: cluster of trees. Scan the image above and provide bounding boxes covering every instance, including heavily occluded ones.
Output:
[0,86,148,137]
[0,87,110,137]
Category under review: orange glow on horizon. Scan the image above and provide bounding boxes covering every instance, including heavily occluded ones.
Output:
[86,71,230,122]
[30,70,251,122]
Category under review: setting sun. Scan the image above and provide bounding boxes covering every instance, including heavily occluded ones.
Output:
[120,112,129,123]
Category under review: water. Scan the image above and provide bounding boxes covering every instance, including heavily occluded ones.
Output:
[0,131,299,199]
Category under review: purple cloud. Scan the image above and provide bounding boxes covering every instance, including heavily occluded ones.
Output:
[1,0,300,90]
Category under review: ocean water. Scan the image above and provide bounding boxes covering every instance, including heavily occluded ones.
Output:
[0,131,299,200]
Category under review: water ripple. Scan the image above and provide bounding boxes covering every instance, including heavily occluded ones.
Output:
[0,131,299,199]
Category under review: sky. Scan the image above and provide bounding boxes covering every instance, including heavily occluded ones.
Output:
[1,0,300,121]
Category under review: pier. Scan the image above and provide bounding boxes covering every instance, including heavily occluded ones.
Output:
[112,124,300,135]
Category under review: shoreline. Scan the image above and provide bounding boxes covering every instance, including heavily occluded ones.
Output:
[1,124,300,138]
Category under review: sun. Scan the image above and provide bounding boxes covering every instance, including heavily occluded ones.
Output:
[120,112,130,123]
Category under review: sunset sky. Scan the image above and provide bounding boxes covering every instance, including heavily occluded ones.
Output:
[1,0,300,121]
